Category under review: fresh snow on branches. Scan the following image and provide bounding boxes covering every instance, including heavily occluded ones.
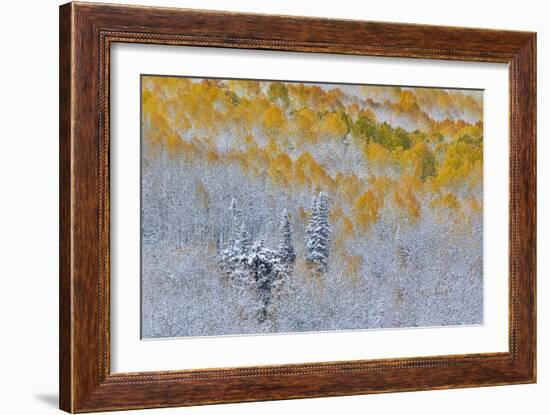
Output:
[305,192,331,272]
[277,209,296,265]
[219,200,297,321]
[141,156,482,338]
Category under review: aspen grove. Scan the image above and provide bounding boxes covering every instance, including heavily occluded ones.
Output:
[141,76,483,338]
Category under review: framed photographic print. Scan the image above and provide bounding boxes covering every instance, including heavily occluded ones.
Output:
[59,2,536,412]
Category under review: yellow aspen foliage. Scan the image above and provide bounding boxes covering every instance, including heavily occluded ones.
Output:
[141,75,483,245]
[365,142,392,168]
[244,146,270,176]
[393,189,421,222]
[400,141,437,181]
[335,173,362,205]
[293,107,318,140]
[237,134,258,150]
[342,216,355,237]
[319,112,348,138]
[294,152,333,189]
[142,88,172,147]
[328,86,345,100]
[400,175,423,193]
[171,114,191,133]
[228,98,256,131]
[368,176,395,196]
[434,140,482,189]
[227,79,261,97]
[466,197,483,214]
[163,134,184,157]
[141,88,155,115]
[436,90,452,108]
[265,138,281,155]
[429,192,461,211]
[268,82,290,106]
[354,190,383,232]
[397,90,420,112]
[205,150,220,164]
[358,108,377,122]
[455,123,483,140]
[262,105,285,131]
[287,83,310,107]
[267,153,293,186]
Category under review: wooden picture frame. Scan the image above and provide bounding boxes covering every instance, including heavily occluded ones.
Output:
[59,2,536,412]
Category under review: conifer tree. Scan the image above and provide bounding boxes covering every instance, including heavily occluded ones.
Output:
[305,195,318,256]
[219,198,249,279]
[305,192,331,272]
[277,209,295,264]
[234,222,251,256]
[247,239,286,321]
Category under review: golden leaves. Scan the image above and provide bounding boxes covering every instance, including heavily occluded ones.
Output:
[396,90,419,112]
[293,108,318,141]
[141,75,483,239]
[334,173,362,205]
[429,193,460,211]
[262,105,286,131]
[394,189,421,223]
[434,139,482,190]
[400,141,437,181]
[267,153,293,186]
[354,190,382,232]
[365,142,389,161]
[319,112,348,138]
[294,152,333,189]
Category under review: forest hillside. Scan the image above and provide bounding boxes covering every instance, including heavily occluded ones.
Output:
[141,76,483,338]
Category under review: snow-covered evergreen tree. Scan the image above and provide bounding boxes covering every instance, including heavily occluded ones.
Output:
[234,222,251,256]
[277,209,295,264]
[219,201,290,322]
[219,198,250,280]
[305,192,331,272]
[246,239,288,321]
[219,222,251,282]
[305,195,318,257]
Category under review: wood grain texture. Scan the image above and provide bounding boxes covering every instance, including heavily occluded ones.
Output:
[59,2,537,412]
[59,3,73,411]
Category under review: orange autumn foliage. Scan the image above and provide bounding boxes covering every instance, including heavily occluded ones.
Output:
[141,75,483,238]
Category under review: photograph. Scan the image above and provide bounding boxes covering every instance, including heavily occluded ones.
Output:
[140,76,484,338]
